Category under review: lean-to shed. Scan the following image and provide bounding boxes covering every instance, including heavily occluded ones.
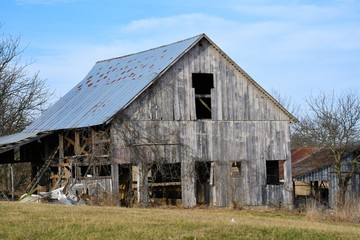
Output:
[0,34,296,208]
[292,147,360,208]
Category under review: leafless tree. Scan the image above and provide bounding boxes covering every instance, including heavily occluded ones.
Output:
[0,27,50,135]
[0,27,51,196]
[271,90,300,118]
[293,90,360,207]
[271,90,303,148]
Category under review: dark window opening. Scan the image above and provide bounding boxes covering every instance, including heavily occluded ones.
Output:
[150,163,182,200]
[266,160,280,185]
[98,164,111,177]
[195,98,212,119]
[192,73,214,119]
[192,73,214,94]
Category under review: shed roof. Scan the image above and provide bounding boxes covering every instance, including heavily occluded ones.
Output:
[291,147,335,179]
[23,33,297,133]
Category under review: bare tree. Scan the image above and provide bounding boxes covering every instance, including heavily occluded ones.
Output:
[0,28,50,135]
[0,27,51,196]
[293,91,360,207]
[271,90,300,117]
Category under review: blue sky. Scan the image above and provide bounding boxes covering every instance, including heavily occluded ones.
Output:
[1,0,359,110]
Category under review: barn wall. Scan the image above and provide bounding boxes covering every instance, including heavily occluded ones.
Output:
[112,38,293,208]
[329,168,360,208]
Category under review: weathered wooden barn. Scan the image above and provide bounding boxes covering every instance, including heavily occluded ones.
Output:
[292,147,360,208]
[0,34,296,208]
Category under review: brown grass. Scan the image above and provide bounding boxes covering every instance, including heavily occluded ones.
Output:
[305,199,360,223]
[1,202,360,239]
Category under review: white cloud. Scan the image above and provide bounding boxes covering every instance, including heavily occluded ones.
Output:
[233,4,342,22]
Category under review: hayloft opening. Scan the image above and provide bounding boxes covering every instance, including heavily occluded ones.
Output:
[192,73,214,119]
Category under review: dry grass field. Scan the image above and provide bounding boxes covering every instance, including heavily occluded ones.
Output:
[0,202,360,240]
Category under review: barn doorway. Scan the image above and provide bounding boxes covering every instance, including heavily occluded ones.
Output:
[195,162,211,205]
[118,164,132,206]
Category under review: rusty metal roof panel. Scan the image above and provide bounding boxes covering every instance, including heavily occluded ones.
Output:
[23,35,202,132]
[291,147,334,180]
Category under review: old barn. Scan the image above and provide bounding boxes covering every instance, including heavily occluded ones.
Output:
[0,34,296,208]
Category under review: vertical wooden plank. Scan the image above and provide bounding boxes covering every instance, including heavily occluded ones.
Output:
[109,125,120,205]
[74,131,80,155]
[58,133,64,187]
[137,161,149,207]
[111,162,120,205]
[282,123,294,210]
[58,133,64,161]
[181,158,196,208]
[213,161,231,207]
[177,59,185,120]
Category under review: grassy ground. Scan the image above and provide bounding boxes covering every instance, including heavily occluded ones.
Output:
[0,202,359,240]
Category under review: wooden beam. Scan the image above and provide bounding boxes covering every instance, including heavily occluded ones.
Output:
[75,132,80,155]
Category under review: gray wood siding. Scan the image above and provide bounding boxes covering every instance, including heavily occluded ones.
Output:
[124,38,291,122]
[112,120,290,164]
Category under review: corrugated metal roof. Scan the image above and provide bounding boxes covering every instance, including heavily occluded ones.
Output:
[23,34,203,132]
[0,132,48,154]
[0,132,39,145]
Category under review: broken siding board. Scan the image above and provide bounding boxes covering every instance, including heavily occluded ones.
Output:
[227,66,235,120]
[210,47,222,121]
[183,50,191,120]
[205,122,213,161]
[172,67,181,121]
[174,58,185,120]
[219,58,228,120]
[190,88,196,121]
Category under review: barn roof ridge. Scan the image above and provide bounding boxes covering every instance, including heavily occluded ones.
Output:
[96,33,205,64]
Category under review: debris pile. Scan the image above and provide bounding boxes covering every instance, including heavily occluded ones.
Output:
[19,183,86,205]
